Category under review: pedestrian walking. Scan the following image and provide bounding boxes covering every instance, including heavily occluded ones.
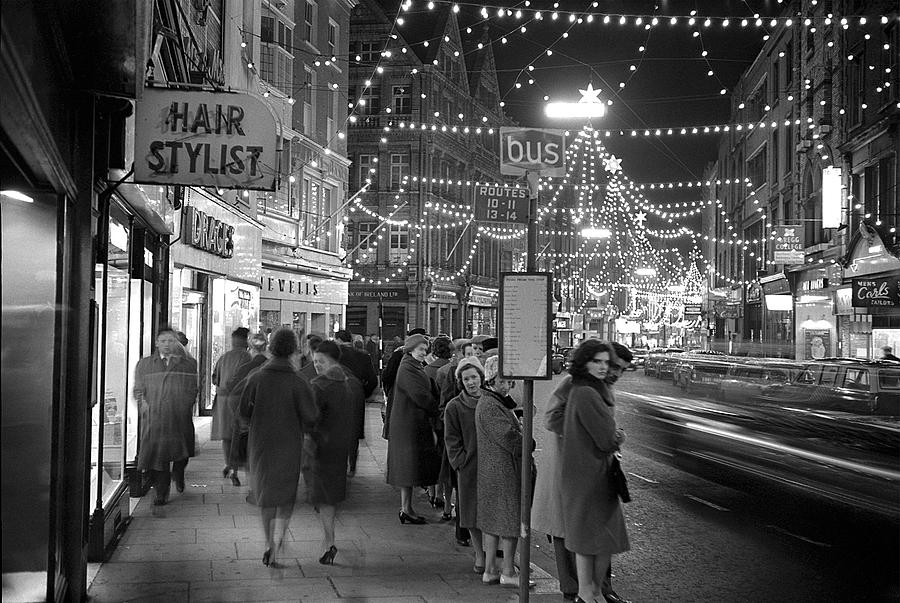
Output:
[299,334,323,381]
[133,328,199,506]
[334,329,378,475]
[239,328,319,568]
[881,346,899,362]
[425,335,454,513]
[225,333,268,504]
[211,327,251,486]
[386,333,441,524]
[444,357,486,574]
[475,374,529,588]
[561,340,630,603]
[307,340,354,565]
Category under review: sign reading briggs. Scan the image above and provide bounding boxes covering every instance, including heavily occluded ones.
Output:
[852,276,900,308]
[473,185,529,224]
[135,87,279,190]
[183,206,234,258]
[499,127,566,176]
[772,225,804,264]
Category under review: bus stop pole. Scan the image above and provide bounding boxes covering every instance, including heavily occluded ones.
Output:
[519,171,540,601]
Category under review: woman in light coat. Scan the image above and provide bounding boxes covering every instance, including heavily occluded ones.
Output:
[560,340,629,602]
[444,357,486,573]
[239,328,319,568]
[475,375,524,588]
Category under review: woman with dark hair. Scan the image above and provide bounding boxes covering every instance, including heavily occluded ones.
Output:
[444,357,486,574]
[307,340,354,565]
[561,340,629,603]
[386,333,441,524]
[425,335,454,513]
[239,328,319,568]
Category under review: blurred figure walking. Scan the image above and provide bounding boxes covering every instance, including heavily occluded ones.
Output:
[133,328,199,506]
[211,327,251,486]
[307,341,354,565]
[334,329,378,475]
[239,328,319,568]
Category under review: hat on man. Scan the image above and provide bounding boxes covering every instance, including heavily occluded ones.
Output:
[481,337,498,353]
[455,356,485,382]
[403,333,429,353]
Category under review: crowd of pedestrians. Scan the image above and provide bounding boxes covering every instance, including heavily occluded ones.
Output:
[135,322,634,600]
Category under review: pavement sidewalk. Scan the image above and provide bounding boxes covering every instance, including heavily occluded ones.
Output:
[86,404,563,602]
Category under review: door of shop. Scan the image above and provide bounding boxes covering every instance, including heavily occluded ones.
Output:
[181,289,208,413]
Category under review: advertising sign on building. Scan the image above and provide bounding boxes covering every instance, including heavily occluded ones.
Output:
[135,87,279,190]
[183,206,234,258]
[473,185,529,224]
[499,128,566,176]
[851,276,900,308]
[684,304,702,315]
[772,225,805,264]
[803,329,831,359]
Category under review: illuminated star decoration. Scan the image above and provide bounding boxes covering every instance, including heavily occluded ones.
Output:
[578,83,603,103]
[633,211,648,227]
[604,155,622,173]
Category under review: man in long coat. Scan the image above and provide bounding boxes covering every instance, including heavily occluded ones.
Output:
[134,328,199,505]
[211,327,251,482]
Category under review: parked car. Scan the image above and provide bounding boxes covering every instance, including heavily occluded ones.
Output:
[551,347,573,375]
[671,351,729,387]
[632,349,648,368]
[716,358,804,401]
[673,354,740,393]
[654,349,686,379]
[644,348,684,377]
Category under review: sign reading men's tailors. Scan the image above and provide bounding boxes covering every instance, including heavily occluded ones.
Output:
[500,128,566,177]
[135,87,279,190]
[772,225,805,264]
[473,185,529,224]
[852,277,900,308]
[499,272,552,380]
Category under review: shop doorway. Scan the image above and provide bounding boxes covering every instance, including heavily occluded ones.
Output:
[180,289,208,412]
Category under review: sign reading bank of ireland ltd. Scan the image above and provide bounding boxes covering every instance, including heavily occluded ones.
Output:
[500,127,566,177]
[135,87,279,191]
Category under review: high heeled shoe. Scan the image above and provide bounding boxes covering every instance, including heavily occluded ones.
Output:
[222,466,230,478]
[398,510,427,525]
[262,548,271,566]
[429,496,444,509]
[230,472,241,487]
[318,545,337,565]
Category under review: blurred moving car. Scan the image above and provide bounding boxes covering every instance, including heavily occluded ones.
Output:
[671,350,729,388]
[644,348,684,377]
[633,356,900,520]
[632,349,648,368]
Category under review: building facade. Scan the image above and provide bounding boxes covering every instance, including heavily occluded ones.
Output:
[706,0,899,359]
[346,1,516,342]
[254,0,354,342]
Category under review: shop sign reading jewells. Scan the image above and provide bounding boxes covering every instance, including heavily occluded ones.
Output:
[852,277,900,308]
[183,206,234,258]
[135,87,279,190]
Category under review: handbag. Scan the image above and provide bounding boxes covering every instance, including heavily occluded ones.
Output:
[609,452,631,503]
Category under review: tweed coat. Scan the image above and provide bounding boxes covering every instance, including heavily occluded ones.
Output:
[444,390,481,527]
[239,358,319,508]
[531,375,575,537]
[560,376,630,556]
[386,354,441,487]
[211,348,251,440]
[307,365,354,505]
[475,389,522,538]
[134,353,199,471]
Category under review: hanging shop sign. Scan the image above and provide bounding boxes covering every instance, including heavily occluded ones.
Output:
[348,287,409,302]
[499,128,566,176]
[771,225,804,264]
[473,185,529,224]
[135,87,279,190]
[852,276,900,308]
[183,206,234,258]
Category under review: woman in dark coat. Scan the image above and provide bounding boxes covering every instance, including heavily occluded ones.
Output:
[307,340,354,565]
[475,378,524,587]
[386,333,441,524]
[225,334,268,499]
[239,328,319,568]
[211,327,251,485]
[561,340,629,603]
[444,357,486,573]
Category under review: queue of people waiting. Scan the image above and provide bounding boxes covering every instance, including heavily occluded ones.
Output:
[134,324,634,601]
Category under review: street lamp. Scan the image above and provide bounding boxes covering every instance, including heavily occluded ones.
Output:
[544,83,608,119]
[580,227,611,238]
